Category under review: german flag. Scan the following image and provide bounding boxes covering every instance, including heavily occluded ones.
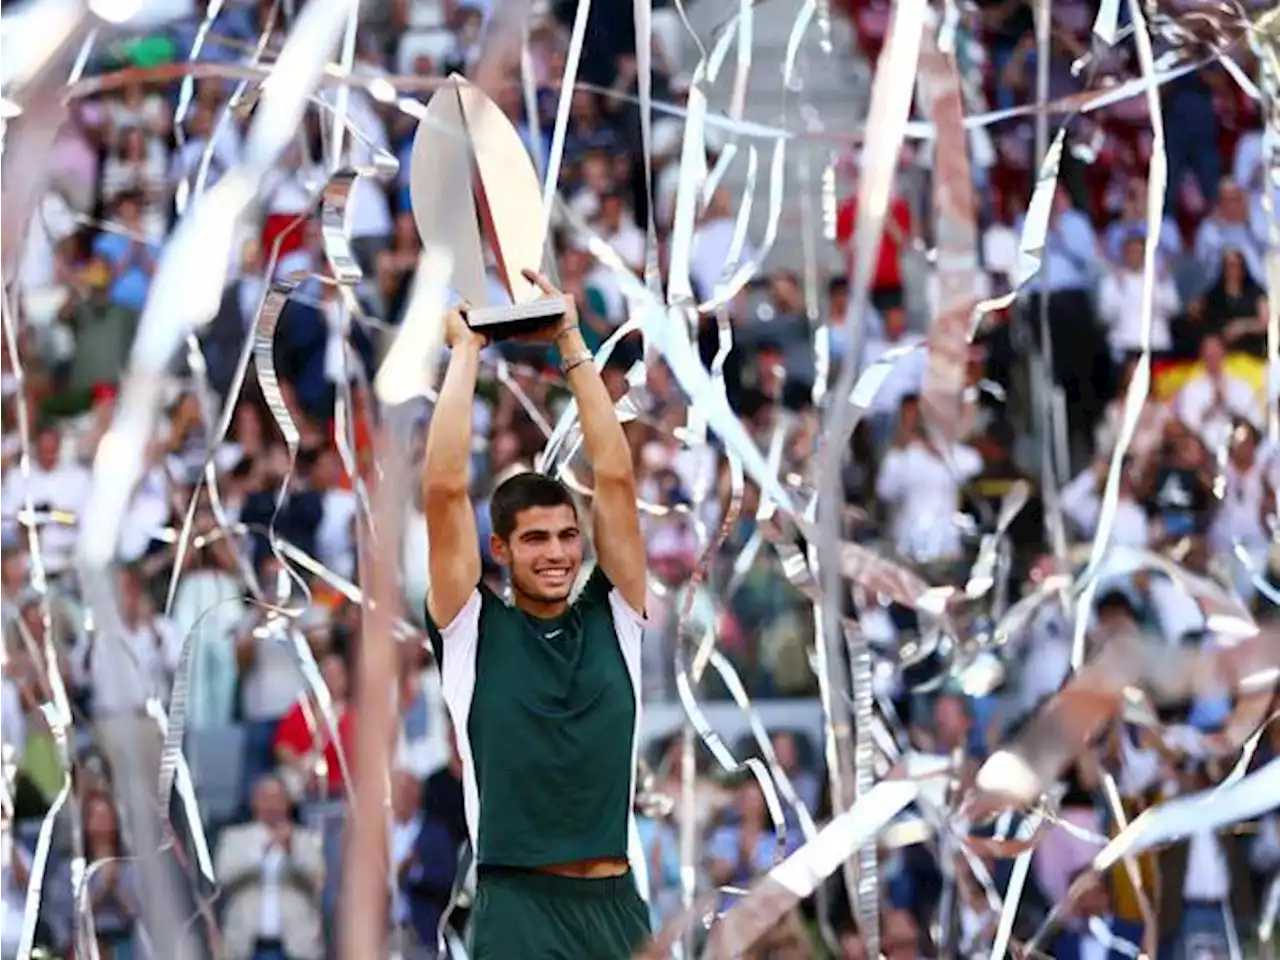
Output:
[1151,353,1269,402]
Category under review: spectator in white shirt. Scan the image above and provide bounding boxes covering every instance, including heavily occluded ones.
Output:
[170,103,243,200]
[1017,601,1073,715]
[1232,128,1264,193]
[689,188,757,302]
[313,447,359,582]
[1103,176,1184,268]
[1094,356,1170,464]
[104,81,170,150]
[874,395,984,565]
[1208,421,1270,605]
[18,189,77,302]
[215,774,325,960]
[1194,178,1266,286]
[1174,332,1262,451]
[236,554,311,805]
[101,127,168,241]
[1061,456,1150,549]
[1097,233,1179,362]
[595,189,646,272]
[858,302,925,449]
[170,513,246,729]
[394,643,449,781]
[74,565,182,717]
[0,421,93,575]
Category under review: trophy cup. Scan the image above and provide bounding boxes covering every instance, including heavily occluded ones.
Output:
[408,75,566,340]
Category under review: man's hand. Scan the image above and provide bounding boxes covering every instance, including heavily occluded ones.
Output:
[520,268,580,343]
[443,305,486,351]
[270,819,294,852]
[1210,378,1226,412]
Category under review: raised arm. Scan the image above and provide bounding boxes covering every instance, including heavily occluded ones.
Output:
[524,268,647,613]
[422,309,486,627]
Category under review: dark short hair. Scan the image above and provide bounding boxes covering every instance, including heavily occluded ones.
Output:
[1096,589,1136,618]
[490,472,576,541]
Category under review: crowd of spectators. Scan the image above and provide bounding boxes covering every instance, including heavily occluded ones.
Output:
[1,0,1277,957]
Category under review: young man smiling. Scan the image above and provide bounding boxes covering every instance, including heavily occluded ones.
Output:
[422,269,651,959]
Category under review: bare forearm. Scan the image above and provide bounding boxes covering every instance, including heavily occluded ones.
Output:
[424,342,481,493]
[560,329,631,481]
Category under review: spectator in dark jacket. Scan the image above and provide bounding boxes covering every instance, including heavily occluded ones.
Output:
[393,768,462,955]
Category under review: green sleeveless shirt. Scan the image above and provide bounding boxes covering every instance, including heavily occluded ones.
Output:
[425,566,645,868]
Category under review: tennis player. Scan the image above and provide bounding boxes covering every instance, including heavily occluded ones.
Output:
[422,269,651,959]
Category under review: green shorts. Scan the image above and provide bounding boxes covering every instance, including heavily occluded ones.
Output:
[469,867,651,959]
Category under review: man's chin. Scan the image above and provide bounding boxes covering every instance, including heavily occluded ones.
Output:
[533,585,573,602]
[520,576,574,603]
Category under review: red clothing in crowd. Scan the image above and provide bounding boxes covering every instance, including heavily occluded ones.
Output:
[835,194,911,292]
[261,213,308,262]
[273,701,355,796]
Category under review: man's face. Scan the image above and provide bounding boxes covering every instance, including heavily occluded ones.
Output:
[1231,425,1257,465]
[492,504,583,605]
[736,782,765,822]
[1,551,27,589]
[321,654,349,702]
[600,196,623,230]
[581,155,609,192]
[117,199,142,227]
[391,771,420,820]
[1122,237,1145,271]
[935,695,970,750]
[117,571,142,614]
[1176,435,1204,468]
[1219,183,1245,221]
[840,932,868,960]
[884,306,907,340]
[1096,602,1134,634]
[34,428,59,470]
[312,449,341,489]
[829,288,848,321]
[253,777,289,825]
[1201,336,1225,376]
[571,89,596,122]
[882,910,919,960]
[1075,875,1111,919]
[770,275,801,313]
[898,399,921,438]
[772,733,798,771]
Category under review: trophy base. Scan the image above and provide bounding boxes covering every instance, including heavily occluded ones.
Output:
[465,297,567,340]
